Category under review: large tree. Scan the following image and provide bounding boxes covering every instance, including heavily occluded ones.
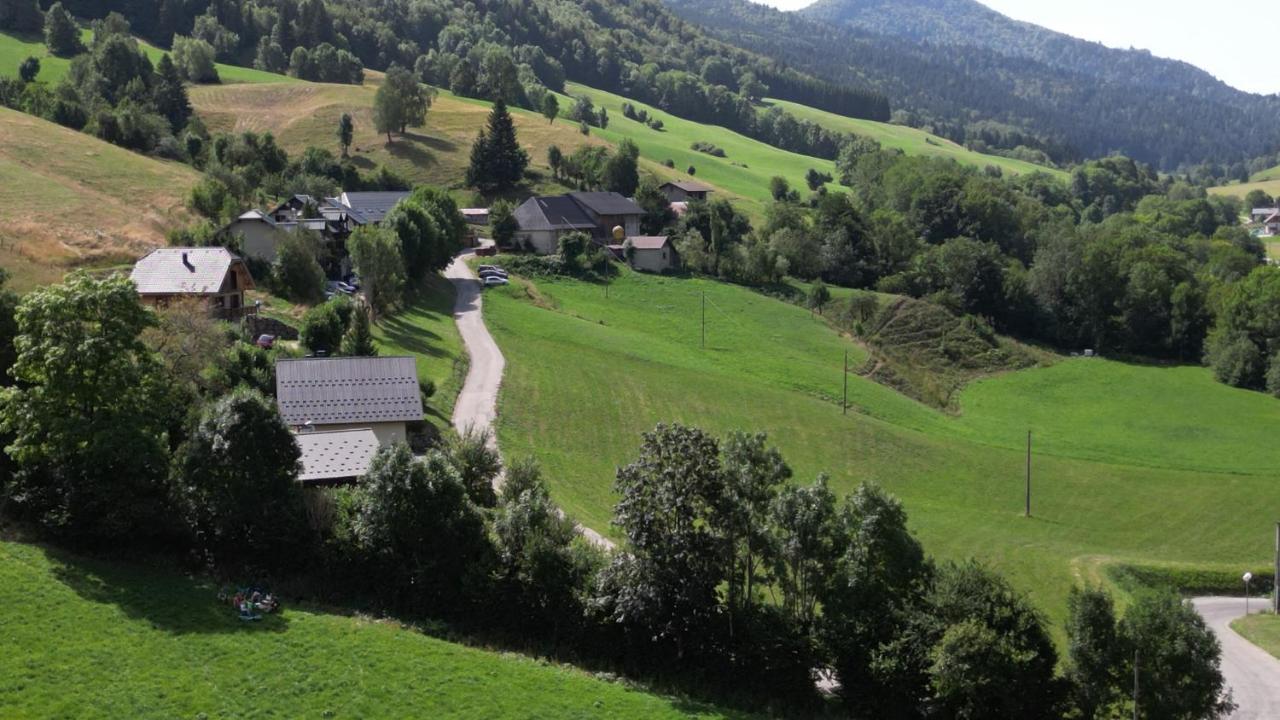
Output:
[0,273,172,540]
[373,64,431,143]
[152,53,191,132]
[1119,591,1233,720]
[466,99,528,194]
[43,2,84,58]
[347,225,406,317]
[337,112,354,157]
[171,388,305,568]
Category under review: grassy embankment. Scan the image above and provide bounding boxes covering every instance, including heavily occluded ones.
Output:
[1231,615,1280,660]
[0,541,748,719]
[1208,161,1280,203]
[481,267,1280,630]
[767,98,1068,181]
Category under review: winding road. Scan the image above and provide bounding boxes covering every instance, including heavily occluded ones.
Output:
[445,251,613,549]
[1192,597,1280,719]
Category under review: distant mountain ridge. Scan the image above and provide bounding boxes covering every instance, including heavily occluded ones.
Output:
[664,0,1280,169]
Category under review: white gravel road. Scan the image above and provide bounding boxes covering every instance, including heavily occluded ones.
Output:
[1192,596,1280,719]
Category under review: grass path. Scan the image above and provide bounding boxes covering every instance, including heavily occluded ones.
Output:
[482,268,1280,629]
[0,541,748,719]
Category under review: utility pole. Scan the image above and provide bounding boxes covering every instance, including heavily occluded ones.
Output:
[701,292,706,350]
[842,350,848,416]
[1025,430,1032,518]
[1132,648,1139,720]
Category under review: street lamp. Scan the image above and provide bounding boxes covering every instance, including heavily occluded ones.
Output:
[1244,572,1254,615]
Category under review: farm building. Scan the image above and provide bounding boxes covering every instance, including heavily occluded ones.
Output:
[275,356,423,446]
[624,236,679,273]
[660,180,713,203]
[130,247,256,320]
[512,192,643,254]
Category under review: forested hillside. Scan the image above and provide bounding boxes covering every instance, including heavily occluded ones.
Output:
[665,0,1280,170]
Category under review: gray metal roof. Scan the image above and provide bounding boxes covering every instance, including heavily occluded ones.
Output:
[295,428,380,484]
[130,247,243,295]
[568,191,643,216]
[661,180,714,193]
[276,356,423,426]
[334,191,411,225]
[515,196,596,232]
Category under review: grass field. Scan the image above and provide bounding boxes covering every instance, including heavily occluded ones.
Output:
[1249,163,1280,183]
[482,267,1280,630]
[0,106,198,292]
[561,83,841,217]
[1209,174,1280,202]
[0,541,746,719]
[0,29,292,85]
[767,99,1067,181]
[373,274,468,433]
[1231,615,1280,660]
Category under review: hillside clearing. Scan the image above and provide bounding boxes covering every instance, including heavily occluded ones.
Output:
[767,98,1067,180]
[0,106,198,292]
[0,30,293,85]
[0,541,746,719]
[482,268,1280,628]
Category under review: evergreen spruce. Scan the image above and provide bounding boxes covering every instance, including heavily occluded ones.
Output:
[153,54,192,132]
[466,99,528,193]
[44,2,85,58]
[340,305,379,357]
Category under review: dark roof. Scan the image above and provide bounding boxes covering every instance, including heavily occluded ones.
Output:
[276,356,423,426]
[661,180,714,193]
[295,428,380,484]
[568,191,643,216]
[130,247,245,295]
[514,196,596,232]
[333,191,411,224]
[628,236,670,250]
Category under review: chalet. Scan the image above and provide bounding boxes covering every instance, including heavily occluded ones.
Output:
[130,247,256,320]
[512,195,598,254]
[1265,211,1280,237]
[512,191,643,254]
[660,180,713,203]
[295,428,380,486]
[329,191,412,226]
[1251,207,1279,224]
[624,236,679,273]
[275,356,423,446]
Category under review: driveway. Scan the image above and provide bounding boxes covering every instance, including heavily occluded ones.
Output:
[1192,597,1280,719]
[444,251,614,550]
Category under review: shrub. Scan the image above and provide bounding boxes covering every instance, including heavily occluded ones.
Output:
[691,141,726,158]
[171,35,220,84]
[273,230,327,304]
[299,296,353,355]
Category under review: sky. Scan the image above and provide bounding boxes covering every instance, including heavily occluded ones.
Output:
[751,0,1278,95]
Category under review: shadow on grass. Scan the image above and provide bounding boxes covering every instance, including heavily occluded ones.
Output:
[47,548,289,635]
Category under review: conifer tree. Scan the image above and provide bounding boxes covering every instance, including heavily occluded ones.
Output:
[44,2,84,58]
[466,99,528,193]
[340,305,378,357]
[153,54,192,132]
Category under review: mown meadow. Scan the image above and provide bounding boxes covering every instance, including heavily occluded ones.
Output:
[482,267,1280,628]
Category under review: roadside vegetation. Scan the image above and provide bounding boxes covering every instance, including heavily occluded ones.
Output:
[1232,614,1280,661]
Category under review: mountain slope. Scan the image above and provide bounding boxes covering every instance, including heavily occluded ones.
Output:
[0,106,198,292]
[665,0,1280,169]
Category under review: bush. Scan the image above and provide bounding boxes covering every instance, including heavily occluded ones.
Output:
[299,296,353,355]
[171,35,220,84]
[273,231,326,304]
[691,141,726,158]
[1206,330,1264,389]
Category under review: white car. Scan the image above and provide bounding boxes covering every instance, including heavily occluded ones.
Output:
[482,275,510,287]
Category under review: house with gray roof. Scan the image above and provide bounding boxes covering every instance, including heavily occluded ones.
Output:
[130,247,256,320]
[295,428,381,485]
[276,356,423,446]
[512,191,643,254]
[659,180,713,203]
[329,191,412,226]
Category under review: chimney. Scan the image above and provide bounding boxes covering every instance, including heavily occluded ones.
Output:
[181,251,194,271]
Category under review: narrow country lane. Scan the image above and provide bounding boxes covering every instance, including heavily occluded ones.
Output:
[1192,597,1280,719]
[444,251,614,550]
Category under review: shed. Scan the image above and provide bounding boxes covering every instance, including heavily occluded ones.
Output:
[660,180,713,203]
[625,236,679,273]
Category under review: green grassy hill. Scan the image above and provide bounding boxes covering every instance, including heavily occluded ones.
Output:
[0,106,198,292]
[768,98,1068,180]
[0,541,745,719]
[0,29,292,85]
[482,267,1279,628]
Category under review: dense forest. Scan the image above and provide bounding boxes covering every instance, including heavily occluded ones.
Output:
[665,0,1280,171]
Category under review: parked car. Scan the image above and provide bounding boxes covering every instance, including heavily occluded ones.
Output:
[344,274,361,290]
[326,280,353,295]
[482,275,510,287]
[255,334,276,349]
[479,268,508,280]
[477,265,498,273]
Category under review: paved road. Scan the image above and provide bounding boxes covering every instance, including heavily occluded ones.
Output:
[1192,597,1280,719]
[444,251,614,550]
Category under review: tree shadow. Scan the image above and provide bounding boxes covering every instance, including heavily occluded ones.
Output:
[377,313,448,359]
[46,547,289,635]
